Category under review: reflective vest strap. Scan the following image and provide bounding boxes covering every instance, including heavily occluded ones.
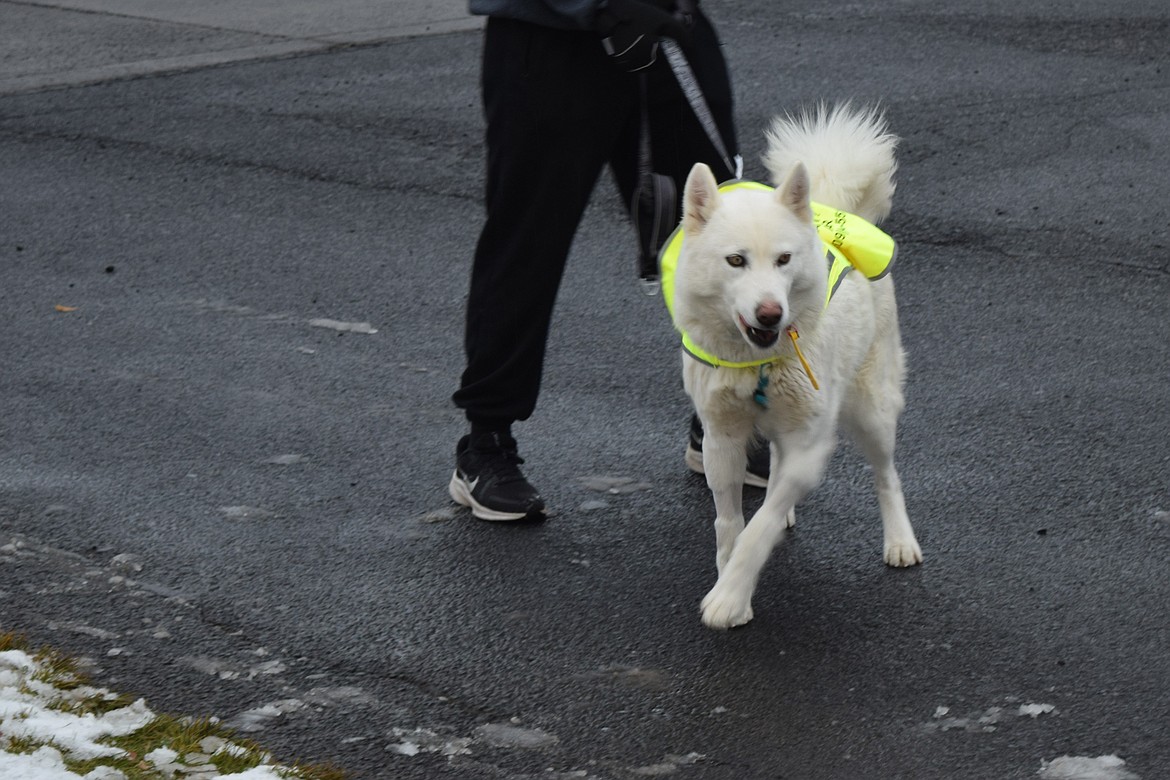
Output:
[659,226,685,321]
[682,333,777,369]
[825,248,853,307]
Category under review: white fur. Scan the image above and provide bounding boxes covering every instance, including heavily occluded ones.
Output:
[674,103,922,630]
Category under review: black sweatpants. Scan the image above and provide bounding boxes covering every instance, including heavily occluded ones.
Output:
[452,14,737,430]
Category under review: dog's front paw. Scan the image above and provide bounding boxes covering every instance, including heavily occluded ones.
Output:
[700,580,754,629]
[884,540,923,567]
[785,507,796,528]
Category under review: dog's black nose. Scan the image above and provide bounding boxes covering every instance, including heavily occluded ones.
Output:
[756,301,783,329]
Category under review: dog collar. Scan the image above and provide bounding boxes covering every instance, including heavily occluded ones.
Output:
[658,180,897,369]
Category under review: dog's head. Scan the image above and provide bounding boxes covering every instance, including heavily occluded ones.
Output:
[673,162,827,361]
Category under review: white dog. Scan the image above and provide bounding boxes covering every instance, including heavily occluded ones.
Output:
[664,104,922,629]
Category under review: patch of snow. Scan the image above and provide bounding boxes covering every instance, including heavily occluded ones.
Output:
[927,700,1058,733]
[83,766,127,780]
[1,647,305,778]
[227,700,305,733]
[144,747,179,765]
[209,741,249,759]
[302,686,377,707]
[667,753,705,765]
[308,318,378,334]
[1038,754,1139,779]
[248,660,287,677]
[630,752,706,776]
[108,554,143,573]
[386,727,472,758]
[0,746,85,780]
[925,705,1003,733]
[579,475,653,494]
[1,651,155,762]
[473,722,559,749]
[388,741,421,757]
[221,768,286,779]
[261,454,308,465]
[419,508,457,523]
[219,506,277,520]
[631,752,706,776]
[183,655,236,677]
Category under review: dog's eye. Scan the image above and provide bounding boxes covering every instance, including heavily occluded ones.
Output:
[776,252,792,266]
[725,254,746,268]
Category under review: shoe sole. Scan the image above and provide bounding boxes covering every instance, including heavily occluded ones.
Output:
[448,471,543,522]
[685,445,769,489]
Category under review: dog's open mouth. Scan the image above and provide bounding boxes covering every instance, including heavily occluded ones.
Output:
[738,315,780,348]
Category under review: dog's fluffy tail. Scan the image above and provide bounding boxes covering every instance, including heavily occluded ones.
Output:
[763,102,898,224]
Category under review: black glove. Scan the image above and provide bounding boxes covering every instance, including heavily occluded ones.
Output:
[597,0,690,72]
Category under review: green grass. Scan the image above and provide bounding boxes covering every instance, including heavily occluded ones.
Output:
[1,631,346,779]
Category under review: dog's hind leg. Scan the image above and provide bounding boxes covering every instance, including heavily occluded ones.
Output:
[701,431,835,629]
[851,416,922,567]
[844,350,923,568]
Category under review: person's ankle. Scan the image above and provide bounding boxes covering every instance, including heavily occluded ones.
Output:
[469,420,514,449]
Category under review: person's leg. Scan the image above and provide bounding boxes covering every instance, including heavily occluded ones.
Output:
[456,19,637,427]
[451,19,638,519]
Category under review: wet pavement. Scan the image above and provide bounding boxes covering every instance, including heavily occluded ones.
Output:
[1,1,1168,778]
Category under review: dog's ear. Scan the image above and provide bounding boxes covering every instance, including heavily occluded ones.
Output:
[683,162,720,236]
[776,162,813,222]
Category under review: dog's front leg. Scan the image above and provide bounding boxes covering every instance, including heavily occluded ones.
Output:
[701,428,750,575]
[701,433,834,629]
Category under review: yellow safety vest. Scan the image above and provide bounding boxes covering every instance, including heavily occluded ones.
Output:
[658,180,897,368]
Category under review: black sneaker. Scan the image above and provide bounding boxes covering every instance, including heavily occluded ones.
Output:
[684,414,769,488]
[449,432,546,521]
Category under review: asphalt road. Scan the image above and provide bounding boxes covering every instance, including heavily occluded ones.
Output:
[2,1,1168,778]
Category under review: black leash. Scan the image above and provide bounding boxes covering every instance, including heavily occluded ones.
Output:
[661,38,740,182]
